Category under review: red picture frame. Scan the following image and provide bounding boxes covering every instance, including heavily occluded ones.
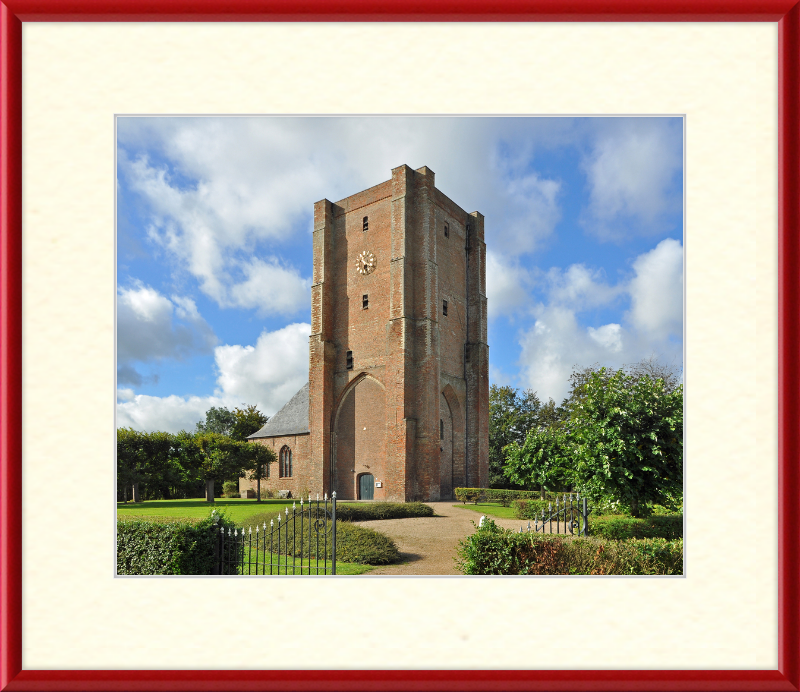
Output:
[2,3,798,691]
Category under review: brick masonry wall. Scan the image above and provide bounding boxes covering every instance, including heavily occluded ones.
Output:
[238,434,314,498]
[305,165,488,501]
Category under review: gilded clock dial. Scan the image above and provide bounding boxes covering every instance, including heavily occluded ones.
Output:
[356,250,376,275]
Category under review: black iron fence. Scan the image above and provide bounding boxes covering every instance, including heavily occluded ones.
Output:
[213,492,337,575]
[519,493,592,536]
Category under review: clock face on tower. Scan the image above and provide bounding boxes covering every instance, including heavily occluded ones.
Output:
[355,250,376,276]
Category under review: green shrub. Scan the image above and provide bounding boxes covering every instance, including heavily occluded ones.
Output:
[589,514,683,540]
[336,502,434,521]
[456,487,573,505]
[117,512,238,575]
[222,481,240,498]
[335,523,400,564]
[455,488,483,504]
[242,511,400,565]
[456,519,683,575]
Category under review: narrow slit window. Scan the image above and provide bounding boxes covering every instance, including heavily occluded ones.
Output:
[346,350,353,370]
[465,343,471,362]
[444,223,449,238]
[440,419,444,439]
[363,216,369,232]
[442,300,448,316]
[362,294,369,309]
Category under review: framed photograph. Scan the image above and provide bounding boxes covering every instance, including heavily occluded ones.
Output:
[1,3,798,691]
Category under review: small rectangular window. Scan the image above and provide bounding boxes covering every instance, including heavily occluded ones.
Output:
[362,294,369,309]
[444,223,449,238]
[363,216,369,232]
[442,300,448,316]
[346,350,353,370]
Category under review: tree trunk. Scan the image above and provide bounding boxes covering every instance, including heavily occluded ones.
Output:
[132,482,141,503]
[540,485,545,500]
[205,479,215,502]
[630,497,640,517]
[257,477,261,502]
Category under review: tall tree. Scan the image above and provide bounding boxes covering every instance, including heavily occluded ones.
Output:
[503,426,572,497]
[567,367,683,517]
[489,385,562,488]
[195,406,236,436]
[192,433,248,502]
[240,443,277,502]
[230,404,268,441]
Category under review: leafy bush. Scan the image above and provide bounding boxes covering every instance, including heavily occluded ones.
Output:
[335,502,434,521]
[456,487,571,505]
[455,488,483,504]
[513,498,560,519]
[589,514,683,540]
[456,519,683,575]
[222,480,240,498]
[336,523,400,564]
[117,512,238,575]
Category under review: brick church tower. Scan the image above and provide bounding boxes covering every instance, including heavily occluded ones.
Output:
[308,165,489,502]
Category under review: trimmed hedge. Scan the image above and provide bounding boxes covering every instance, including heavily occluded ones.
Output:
[513,498,563,519]
[589,514,683,540]
[335,502,434,522]
[117,514,238,575]
[456,519,683,575]
[455,487,570,506]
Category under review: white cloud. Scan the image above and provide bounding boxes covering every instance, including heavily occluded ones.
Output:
[117,283,217,383]
[486,252,533,319]
[627,238,683,341]
[545,264,621,311]
[517,240,683,402]
[117,323,311,433]
[228,258,310,315]
[118,117,570,312]
[588,324,623,353]
[117,392,228,434]
[213,322,311,413]
[581,119,682,239]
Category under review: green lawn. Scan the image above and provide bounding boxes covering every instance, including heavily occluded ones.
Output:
[117,498,313,526]
[453,502,519,520]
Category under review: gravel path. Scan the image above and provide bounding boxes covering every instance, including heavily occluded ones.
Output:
[355,502,572,575]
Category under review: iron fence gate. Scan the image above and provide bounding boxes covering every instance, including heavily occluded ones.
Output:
[520,493,592,536]
[213,492,337,575]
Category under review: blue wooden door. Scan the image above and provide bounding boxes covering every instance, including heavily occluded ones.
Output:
[359,473,374,500]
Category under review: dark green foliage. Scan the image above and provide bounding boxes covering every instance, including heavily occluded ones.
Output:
[195,406,236,436]
[455,488,483,504]
[489,385,563,489]
[336,523,400,564]
[456,519,683,575]
[222,480,239,498]
[568,367,684,517]
[589,514,683,540]
[503,426,572,494]
[230,404,269,442]
[117,514,238,575]
[335,502,434,521]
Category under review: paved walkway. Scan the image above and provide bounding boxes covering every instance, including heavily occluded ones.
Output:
[354,502,572,575]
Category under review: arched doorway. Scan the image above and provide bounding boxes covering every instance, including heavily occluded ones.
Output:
[440,392,454,499]
[358,473,375,500]
[333,375,386,500]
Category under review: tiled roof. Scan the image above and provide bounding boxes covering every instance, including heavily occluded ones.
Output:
[248,382,309,438]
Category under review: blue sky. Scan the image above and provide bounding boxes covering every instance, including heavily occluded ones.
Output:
[116,116,684,433]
